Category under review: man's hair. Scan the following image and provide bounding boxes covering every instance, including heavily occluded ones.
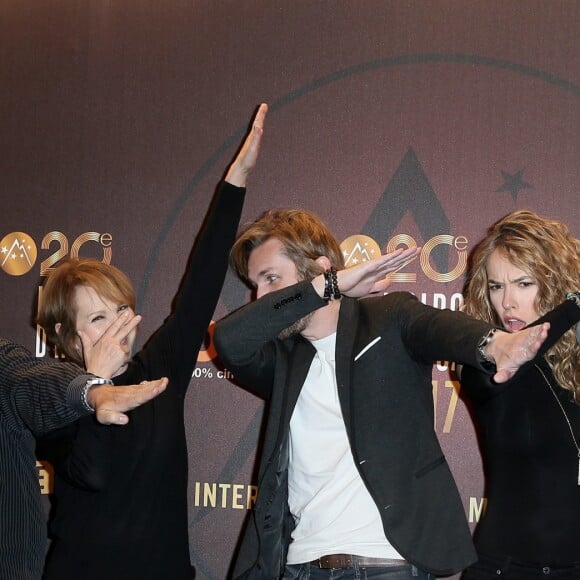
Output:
[37,258,136,365]
[231,208,345,286]
[463,209,579,397]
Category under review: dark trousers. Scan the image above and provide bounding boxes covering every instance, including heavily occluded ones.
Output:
[462,553,580,579]
[283,562,434,579]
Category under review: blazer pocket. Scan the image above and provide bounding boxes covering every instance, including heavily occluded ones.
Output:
[414,455,446,478]
[354,337,382,361]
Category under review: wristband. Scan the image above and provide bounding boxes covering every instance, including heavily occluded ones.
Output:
[323,268,341,301]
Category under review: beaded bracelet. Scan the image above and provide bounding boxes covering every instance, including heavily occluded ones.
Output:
[323,268,341,301]
[566,291,580,307]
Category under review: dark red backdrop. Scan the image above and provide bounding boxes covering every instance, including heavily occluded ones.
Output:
[1,2,578,578]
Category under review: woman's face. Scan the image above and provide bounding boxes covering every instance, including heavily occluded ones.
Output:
[72,285,137,375]
[486,248,540,332]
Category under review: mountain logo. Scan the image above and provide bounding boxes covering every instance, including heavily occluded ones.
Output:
[340,235,381,267]
[0,232,38,276]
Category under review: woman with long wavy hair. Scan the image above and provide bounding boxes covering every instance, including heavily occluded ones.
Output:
[461,210,580,579]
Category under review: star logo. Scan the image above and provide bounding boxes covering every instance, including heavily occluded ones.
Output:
[496,169,533,201]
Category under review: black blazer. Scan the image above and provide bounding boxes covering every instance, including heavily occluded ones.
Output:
[215,281,494,578]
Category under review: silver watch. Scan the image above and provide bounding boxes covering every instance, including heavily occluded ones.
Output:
[476,328,500,373]
[82,377,113,413]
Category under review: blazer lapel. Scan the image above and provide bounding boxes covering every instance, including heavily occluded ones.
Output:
[335,297,359,428]
[259,338,315,473]
[281,339,316,429]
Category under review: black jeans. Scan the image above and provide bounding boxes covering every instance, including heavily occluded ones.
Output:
[462,553,580,579]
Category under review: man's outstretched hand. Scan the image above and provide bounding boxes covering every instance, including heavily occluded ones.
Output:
[487,323,550,383]
[88,378,169,425]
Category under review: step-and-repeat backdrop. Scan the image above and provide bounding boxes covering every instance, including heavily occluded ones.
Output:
[1,2,578,578]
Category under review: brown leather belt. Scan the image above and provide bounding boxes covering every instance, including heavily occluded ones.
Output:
[309,554,407,569]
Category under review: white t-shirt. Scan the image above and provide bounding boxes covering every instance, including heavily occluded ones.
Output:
[285,332,402,564]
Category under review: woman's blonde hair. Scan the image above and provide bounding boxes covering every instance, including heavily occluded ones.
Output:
[463,210,579,399]
[37,258,136,366]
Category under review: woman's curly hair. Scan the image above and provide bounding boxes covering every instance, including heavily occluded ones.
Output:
[463,210,579,400]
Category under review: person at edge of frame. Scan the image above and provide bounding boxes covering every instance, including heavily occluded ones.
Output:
[459,210,580,580]
[1,333,167,580]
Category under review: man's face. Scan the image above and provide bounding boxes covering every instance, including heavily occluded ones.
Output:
[248,238,301,298]
[247,237,312,339]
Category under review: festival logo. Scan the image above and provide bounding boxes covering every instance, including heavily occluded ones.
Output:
[340,234,381,266]
[0,232,37,276]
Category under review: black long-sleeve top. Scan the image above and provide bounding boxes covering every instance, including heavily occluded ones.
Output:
[38,182,245,580]
[0,339,91,580]
[461,299,580,564]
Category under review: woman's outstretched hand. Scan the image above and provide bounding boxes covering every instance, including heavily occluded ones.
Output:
[225,103,268,187]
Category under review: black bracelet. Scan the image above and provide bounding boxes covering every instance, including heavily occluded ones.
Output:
[323,268,341,301]
[566,291,580,307]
